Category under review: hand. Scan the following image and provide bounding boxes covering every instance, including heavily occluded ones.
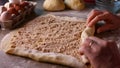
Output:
[87,10,120,33]
[79,37,120,68]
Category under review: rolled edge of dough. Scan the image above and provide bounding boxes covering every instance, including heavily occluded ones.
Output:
[81,26,95,44]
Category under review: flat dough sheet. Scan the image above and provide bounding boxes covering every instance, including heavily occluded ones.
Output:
[0,14,89,68]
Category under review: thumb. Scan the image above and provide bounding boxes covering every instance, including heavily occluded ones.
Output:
[97,24,113,33]
[79,46,85,55]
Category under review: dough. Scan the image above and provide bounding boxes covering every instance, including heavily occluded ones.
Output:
[81,26,95,43]
[0,14,88,68]
[43,0,65,11]
[65,0,85,10]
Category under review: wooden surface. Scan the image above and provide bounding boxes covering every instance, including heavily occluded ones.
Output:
[2,0,119,68]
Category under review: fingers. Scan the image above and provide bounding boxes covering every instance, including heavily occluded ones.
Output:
[87,12,109,27]
[79,45,91,55]
[80,37,102,55]
[87,37,103,52]
[97,24,113,33]
[80,37,120,68]
[79,38,92,55]
[87,10,112,28]
[88,37,106,45]
[79,37,105,56]
[86,10,103,26]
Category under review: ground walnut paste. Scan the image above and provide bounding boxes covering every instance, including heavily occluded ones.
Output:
[10,15,86,62]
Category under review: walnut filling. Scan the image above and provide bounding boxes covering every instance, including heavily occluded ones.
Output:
[10,15,85,62]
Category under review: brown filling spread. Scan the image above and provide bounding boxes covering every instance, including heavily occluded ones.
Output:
[10,15,85,62]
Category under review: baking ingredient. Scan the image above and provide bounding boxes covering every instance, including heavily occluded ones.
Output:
[65,0,85,10]
[14,4,24,13]
[0,6,7,15]
[43,0,65,11]
[7,7,19,16]
[0,11,12,22]
[20,1,30,9]
[9,0,20,4]
[4,2,14,10]
[0,0,36,30]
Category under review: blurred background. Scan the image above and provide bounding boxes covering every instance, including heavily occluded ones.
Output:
[85,0,120,14]
[1,0,120,14]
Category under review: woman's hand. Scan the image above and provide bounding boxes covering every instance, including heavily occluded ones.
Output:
[87,10,120,33]
[79,37,120,68]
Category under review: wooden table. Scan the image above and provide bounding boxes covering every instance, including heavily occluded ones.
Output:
[1,0,120,68]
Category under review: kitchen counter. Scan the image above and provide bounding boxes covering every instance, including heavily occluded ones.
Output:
[0,0,120,68]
